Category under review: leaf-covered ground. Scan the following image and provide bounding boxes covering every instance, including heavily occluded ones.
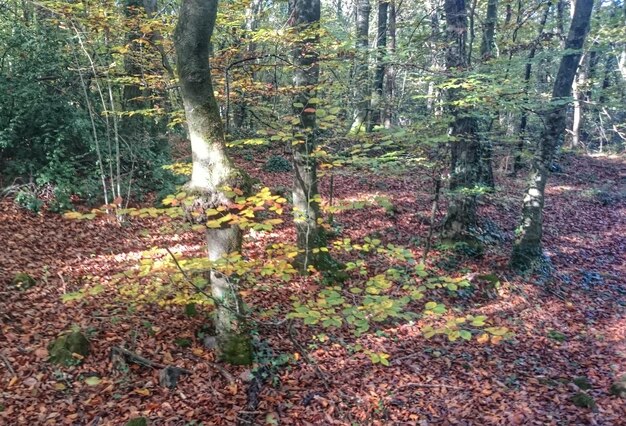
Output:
[1,153,625,425]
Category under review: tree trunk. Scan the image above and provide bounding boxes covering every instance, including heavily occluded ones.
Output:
[441,0,483,251]
[570,53,587,148]
[514,2,551,173]
[350,0,371,133]
[383,0,396,128]
[370,0,388,130]
[476,0,497,188]
[511,0,594,271]
[480,0,497,60]
[289,0,332,273]
[174,0,252,365]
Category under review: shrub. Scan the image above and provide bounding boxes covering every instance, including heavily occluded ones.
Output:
[263,155,292,173]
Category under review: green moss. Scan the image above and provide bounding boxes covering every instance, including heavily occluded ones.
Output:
[125,417,148,426]
[609,375,626,398]
[573,376,592,390]
[218,333,253,365]
[571,392,595,409]
[174,337,193,348]
[263,155,292,173]
[10,272,36,290]
[48,331,90,366]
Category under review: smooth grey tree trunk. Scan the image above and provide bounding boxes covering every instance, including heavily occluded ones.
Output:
[289,0,333,273]
[511,0,594,271]
[514,3,551,173]
[383,0,396,128]
[174,0,252,365]
[350,0,371,133]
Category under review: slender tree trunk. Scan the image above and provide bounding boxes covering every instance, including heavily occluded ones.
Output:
[467,0,477,66]
[480,0,497,60]
[383,0,396,128]
[370,0,388,130]
[426,0,442,114]
[231,0,263,132]
[511,0,594,271]
[570,53,587,148]
[476,0,498,189]
[289,0,332,273]
[123,0,147,133]
[350,0,371,133]
[514,2,551,173]
[441,0,483,252]
[174,0,252,365]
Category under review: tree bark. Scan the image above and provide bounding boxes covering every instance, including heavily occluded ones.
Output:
[383,0,396,128]
[289,0,332,273]
[511,0,594,271]
[370,0,389,129]
[350,0,371,133]
[174,0,252,365]
[480,0,497,60]
[441,0,483,251]
[514,2,551,173]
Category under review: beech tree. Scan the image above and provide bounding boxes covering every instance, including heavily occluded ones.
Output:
[511,0,594,271]
[350,0,372,133]
[174,0,252,364]
[441,0,484,250]
[289,0,333,273]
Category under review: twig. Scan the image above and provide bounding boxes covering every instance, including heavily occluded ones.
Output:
[207,361,236,384]
[164,247,250,321]
[1,353,16,376]
[398,382,463,390]
[110,345,192,375]
[287,321,331,393]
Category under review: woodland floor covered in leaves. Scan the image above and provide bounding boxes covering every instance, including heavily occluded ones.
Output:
[1,153,625,425]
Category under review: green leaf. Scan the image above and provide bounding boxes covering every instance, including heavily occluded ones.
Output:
[459,330,472,341]
[471,315,487,326]
[425,301,437,310]
[84,376,102,386]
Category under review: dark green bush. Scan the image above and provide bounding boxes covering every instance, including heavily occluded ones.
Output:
[263,155,292,173]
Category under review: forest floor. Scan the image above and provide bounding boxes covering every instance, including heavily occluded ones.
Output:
[1,152,625,425]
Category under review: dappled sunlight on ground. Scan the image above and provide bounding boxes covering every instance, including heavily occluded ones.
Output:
[1,153,625,424]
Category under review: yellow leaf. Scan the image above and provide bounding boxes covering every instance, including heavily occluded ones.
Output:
[134,388,151,396]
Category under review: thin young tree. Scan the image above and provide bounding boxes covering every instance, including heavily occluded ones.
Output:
[370,0,389,129]
[350,0,371,133]
[511,0,594,271]
[441,0,484,251]
[289,0,333,273]
[174,0,252,364]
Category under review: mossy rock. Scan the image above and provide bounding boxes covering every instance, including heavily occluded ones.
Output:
[9,273,36,291]
[571,392,595,409]
[125,418,148,426]
[48,331,90,366]
[609,375,626,398]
